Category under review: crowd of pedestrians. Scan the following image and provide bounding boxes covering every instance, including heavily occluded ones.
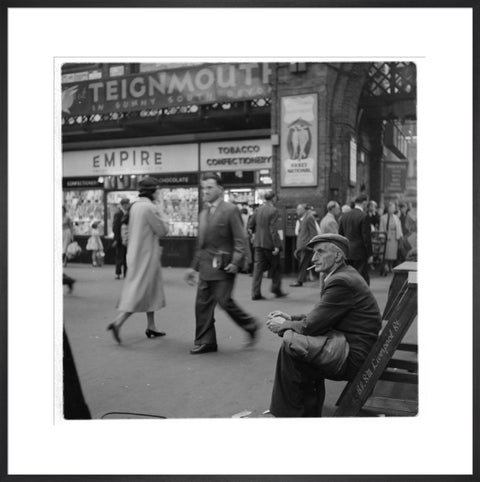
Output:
[63,178,416,417]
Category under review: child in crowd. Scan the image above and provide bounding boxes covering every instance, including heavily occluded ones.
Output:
[86,222,104,267]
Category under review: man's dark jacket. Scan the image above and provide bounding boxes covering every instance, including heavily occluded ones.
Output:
[248,202,282,250]
[339,208,372,260]
[112,208,124,244]
[191,200,246,281]
[277,264,381,378]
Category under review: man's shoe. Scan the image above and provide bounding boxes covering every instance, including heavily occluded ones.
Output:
[190,344,218,355]
[245,321,260,348]
[115,274,121,280]
[252,295,266,300]
[274,291,288,298]
[289,282,303,287]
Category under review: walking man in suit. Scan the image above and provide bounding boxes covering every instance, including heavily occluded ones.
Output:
[266,234,381,417]
[248,191,287,300]
[185,173,260,355]
[338,194,373,284]
[290,204,318,287]
[112,197,130,279]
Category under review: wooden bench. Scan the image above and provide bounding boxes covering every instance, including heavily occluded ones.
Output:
[334,264,418,417]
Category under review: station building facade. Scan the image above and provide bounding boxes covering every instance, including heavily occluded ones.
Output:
[62,61,416,270]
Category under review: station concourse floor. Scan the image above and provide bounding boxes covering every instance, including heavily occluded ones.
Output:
[63,263,416,419]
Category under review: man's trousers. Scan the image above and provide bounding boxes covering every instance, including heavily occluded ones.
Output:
[251,247,282,297]
[115,243,127,277]
[194,277,257,346]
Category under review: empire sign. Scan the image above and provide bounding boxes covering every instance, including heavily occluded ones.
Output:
[62,63,272,116]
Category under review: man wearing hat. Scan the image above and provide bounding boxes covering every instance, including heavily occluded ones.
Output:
[266,233,381,417]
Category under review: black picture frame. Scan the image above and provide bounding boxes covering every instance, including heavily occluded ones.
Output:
[1,1,477,480]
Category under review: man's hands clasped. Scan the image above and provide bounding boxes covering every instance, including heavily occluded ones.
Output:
[266,310,292,334]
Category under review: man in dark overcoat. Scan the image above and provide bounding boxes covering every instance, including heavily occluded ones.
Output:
[338,193,373,284]
[112,197,130,279]
[266,233,381,417]
[248,191,286,300]
[185,173,259,354]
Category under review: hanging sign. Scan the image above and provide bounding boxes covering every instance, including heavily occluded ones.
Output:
[63,144,198,177]
[62,63,272,116]
[280,94,318,187]
[383,161,409,193]
[200,139,272,172]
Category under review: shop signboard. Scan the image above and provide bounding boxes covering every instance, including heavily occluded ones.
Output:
[62,177,103,188]
[383,161,409,193]
[280,94,318,187]
[200,139,272,172]
[63,144,198,177]
[154,172,199,185]
[62,63,272,116]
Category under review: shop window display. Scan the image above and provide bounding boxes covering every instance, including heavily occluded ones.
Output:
[64,190,104,236]
[157,187,199,237]
[224,188,254,205]
[223,188,271,207]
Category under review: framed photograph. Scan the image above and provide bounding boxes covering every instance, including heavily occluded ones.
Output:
[3,5,475,480]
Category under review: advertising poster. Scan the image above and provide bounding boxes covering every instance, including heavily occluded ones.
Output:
[280,93,318,187]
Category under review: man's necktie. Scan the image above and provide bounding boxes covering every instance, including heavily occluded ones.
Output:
[206,204,213,223]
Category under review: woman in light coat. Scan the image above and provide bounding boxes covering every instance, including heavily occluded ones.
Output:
[107,177,169,344]
[379,201,403,275]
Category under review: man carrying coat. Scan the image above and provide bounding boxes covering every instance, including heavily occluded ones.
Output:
[266,233,381,417]
[185,173,260,354]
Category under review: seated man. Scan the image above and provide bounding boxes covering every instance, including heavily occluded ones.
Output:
[266,233,381,417]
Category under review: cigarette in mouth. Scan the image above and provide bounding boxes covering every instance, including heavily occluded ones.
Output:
[307,265,316,271]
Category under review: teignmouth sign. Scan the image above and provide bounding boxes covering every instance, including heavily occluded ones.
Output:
[62,63,272,116]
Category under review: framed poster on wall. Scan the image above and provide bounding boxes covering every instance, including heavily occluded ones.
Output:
[280,93,318,187]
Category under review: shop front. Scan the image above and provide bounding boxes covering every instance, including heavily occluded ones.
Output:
[63,143,199,267]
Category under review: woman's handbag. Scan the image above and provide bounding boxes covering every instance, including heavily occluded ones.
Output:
[66,241,82,260]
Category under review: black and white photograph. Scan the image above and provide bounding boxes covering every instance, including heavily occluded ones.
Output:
[61,61,418,421]
[4,6,475,478]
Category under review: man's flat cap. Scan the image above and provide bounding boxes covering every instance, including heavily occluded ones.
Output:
[306,233,350,256]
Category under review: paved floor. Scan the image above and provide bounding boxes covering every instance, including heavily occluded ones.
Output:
[63,263,413,419]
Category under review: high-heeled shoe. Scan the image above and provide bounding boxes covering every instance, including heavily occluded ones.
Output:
[145,329,166,338]
[107,323,122,344]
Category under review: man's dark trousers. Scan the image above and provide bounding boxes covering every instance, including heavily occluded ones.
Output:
[194,276,257,345]
[252,247,281,297]
[270,343,329,417]
[115,243,127,277]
